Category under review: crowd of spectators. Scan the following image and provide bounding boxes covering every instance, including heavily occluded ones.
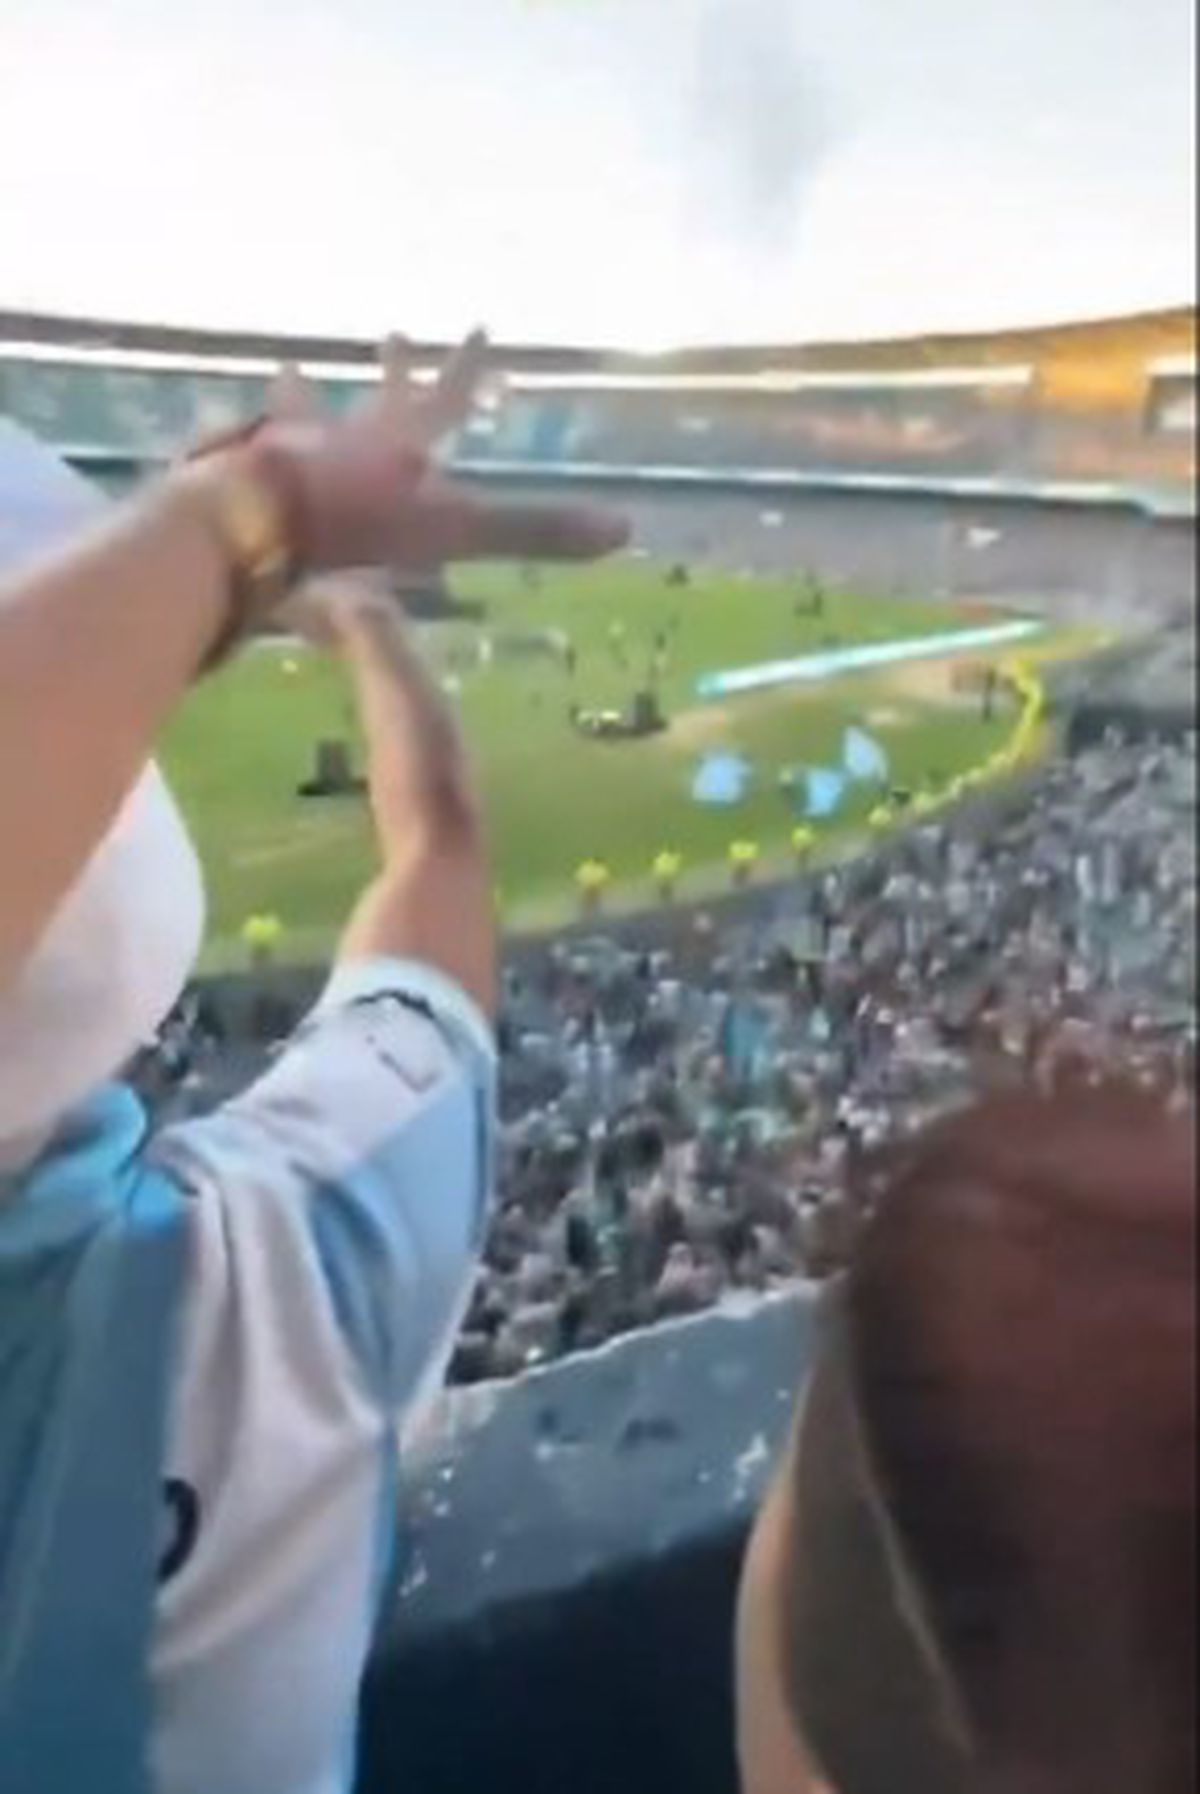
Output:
[140,723,1196,1386]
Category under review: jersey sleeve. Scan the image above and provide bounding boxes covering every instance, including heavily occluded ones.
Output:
[150,957,495,1415]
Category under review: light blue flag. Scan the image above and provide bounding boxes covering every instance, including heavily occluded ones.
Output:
[692,752,752,806]
[843,725,890,784]
[806,767,847,819]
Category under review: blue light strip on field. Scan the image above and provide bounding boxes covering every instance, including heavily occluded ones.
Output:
[695,619,1043,700]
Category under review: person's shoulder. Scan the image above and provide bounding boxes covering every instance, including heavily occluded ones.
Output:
[152,957,495,1201]
[310,955,495,1069]
[148,961,498,1411]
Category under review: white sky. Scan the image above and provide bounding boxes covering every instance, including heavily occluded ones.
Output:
[0,0,1194,347]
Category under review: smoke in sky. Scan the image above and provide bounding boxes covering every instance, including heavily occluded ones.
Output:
[681,0,837,248]
[1,0,1190,341]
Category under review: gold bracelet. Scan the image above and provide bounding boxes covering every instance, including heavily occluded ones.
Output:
[185,456,296,672]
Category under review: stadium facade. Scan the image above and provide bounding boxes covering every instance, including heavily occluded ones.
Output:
[0,306,1195,517]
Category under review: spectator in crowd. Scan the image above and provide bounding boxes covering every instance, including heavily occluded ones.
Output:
[0,342,625,1794]
[735,1083,1195,1794]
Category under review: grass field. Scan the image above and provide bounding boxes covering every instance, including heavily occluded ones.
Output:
[164,561,1043,965]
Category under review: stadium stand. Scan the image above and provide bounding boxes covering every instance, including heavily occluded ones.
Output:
[458,477,1195,625]
[0,311,1194,512]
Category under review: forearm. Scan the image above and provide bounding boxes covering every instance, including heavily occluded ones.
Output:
[0,474,227,976]
[335,605,495,1014]
[339,605,482,858]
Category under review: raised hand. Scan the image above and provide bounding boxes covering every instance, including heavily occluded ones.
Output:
[242,330,628,574]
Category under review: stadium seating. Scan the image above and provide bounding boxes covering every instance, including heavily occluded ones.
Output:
[1,333,1193,513]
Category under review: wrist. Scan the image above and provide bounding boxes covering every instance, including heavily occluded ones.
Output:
[168,449,298,672]
[326,587,400,650]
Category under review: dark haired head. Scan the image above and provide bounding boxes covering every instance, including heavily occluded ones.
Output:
[814,1082,1196,1794]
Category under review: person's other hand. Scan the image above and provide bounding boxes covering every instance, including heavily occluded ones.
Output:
[279,574,391,652]
[244,331,629,574]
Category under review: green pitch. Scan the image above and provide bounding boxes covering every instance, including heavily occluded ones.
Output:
[164,562,1020,965]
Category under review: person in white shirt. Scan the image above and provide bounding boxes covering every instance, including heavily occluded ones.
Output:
[0,340,626,1794]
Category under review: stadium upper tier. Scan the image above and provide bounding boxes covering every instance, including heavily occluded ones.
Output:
[0,323,1194,513]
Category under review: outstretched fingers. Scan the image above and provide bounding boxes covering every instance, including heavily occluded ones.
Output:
[373,328,489,446]
[268,362,322,423]
[397,481,631,564]
[377,334,418,428]
[421,328,490,441]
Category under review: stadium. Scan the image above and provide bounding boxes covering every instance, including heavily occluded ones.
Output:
[1,301,1196,1794]
[1,308,1194,957]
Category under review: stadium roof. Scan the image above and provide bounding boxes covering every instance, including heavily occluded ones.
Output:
[0,340,1035,394]
[0,306,1193,380]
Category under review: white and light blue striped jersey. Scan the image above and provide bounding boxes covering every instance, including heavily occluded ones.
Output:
[0,956,495,1794]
